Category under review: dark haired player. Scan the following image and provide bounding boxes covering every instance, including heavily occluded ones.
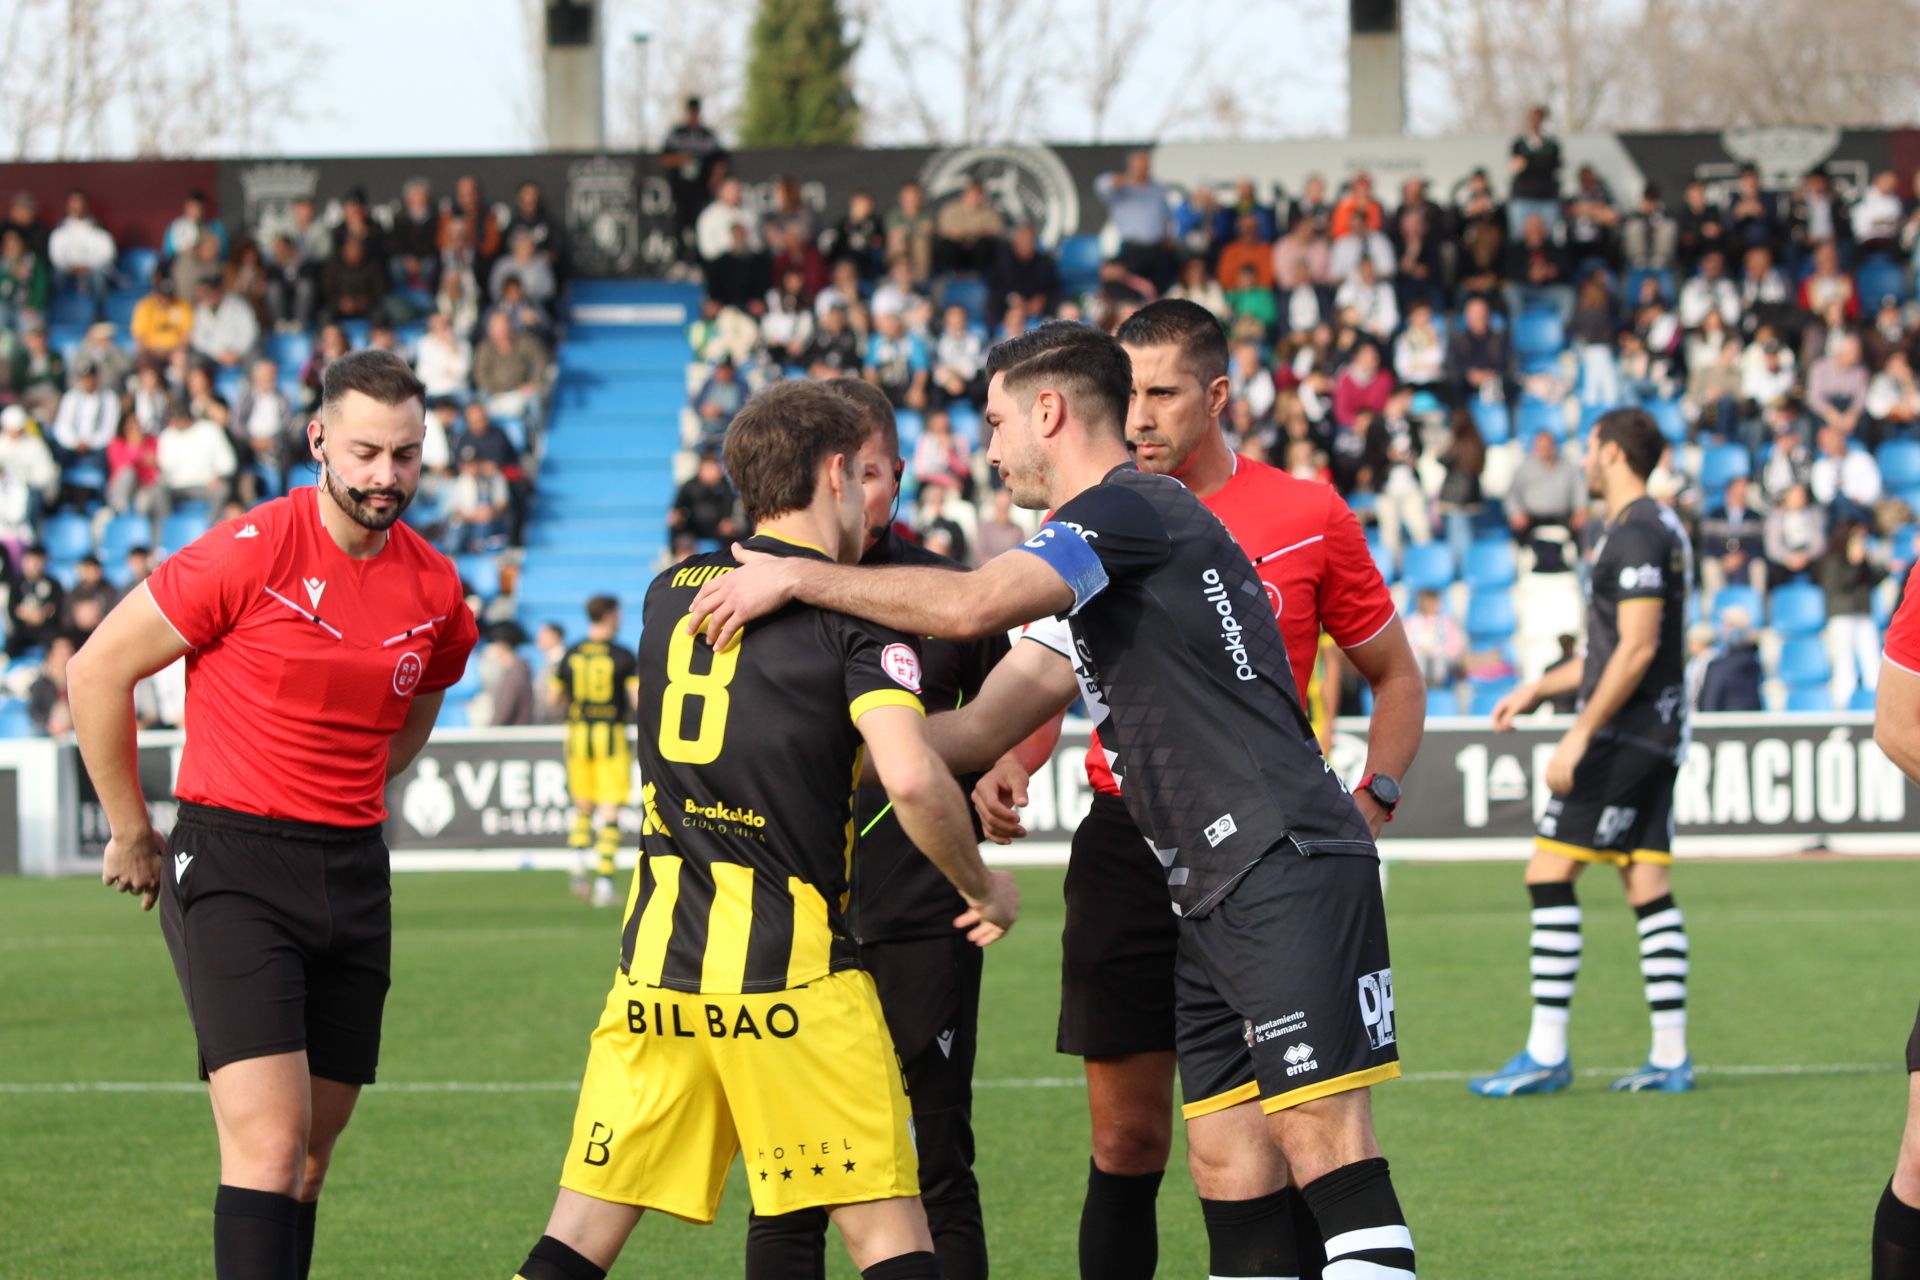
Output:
[507,381,1019,1280]
[1473,407,1696,1097]
[691,322,1419,1277]
[554,594,638,907]
[72,349,479,1280]
[743,376,1036,1280]
[970,299,1425,1280]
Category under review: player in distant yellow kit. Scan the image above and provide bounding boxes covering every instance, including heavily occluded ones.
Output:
[552,595,637,906]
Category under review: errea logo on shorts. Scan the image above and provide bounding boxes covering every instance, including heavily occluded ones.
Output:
[1619,563,1663,591]
[881,643,922,693]
[1283,1043,1319,1076]
[1357,969,1396,1049]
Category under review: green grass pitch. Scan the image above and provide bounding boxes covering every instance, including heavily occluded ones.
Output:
[3,859,1915,1276]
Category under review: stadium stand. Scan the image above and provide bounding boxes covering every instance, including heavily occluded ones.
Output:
[4,151,1920,737]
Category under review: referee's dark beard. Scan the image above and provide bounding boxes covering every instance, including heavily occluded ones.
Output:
[320,464,414,532]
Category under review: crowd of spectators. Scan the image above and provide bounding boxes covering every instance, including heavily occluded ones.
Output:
[0,172,564,735]
[669,104,1920,716]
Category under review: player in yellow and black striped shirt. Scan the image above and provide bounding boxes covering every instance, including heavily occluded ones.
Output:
[552,595,639,906]
[509,381,1020,1280]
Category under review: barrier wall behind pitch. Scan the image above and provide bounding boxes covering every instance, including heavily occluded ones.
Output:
[12,715,1919,875]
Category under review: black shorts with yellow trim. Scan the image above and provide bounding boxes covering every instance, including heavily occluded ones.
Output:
[1174,845,1400,1120]
[1535,732,1679,867]
[566,721,634,808]
[557,968,918,1224]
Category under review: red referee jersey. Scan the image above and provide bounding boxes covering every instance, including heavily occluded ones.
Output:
[146,488,479,826]
[1885,570,1920,674]
[1076,455,1397,795]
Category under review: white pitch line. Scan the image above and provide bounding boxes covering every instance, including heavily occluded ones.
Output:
[0,1062,1899,1097]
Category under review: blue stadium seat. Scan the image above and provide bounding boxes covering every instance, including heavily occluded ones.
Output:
[1698,443,1751,495]
[1857,256,1909,308]
[1623,266,1675,306]
[1057,235,1105,292]
[942,277,990,327]
[1366,530,1396,585]
[117,246,160,285]
[1516,396,1563,443]
[1463,540,1517,590]
[1426,687,1460,719]
[946,403,982,448]
[160,510,212,555]
[1712,584,1764,627]
[447,660,484,699]
[1401,542,1457,592]
[1469,397,1511,445]
[894,409,925,453]
[0,699,34,739]
[1769,583,1827,638]
[1851,686,1879,712]
[1778,637,1831,688]
[1467,676,1519,717]
[436,698,471,729]
[1895,525,1919,566]
[1466,590,1517,645]
[1878,440,1920,492]
[268,330,314,372]
[41,512,94,564]
[1513,309,1564,367]
[1646,398,1687,445]
[1786,686,1835,713]
[98,514,148,564]
[340,318,372,349]
[456,553,501,598]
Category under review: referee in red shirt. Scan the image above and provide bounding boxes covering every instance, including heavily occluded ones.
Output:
[70,349,479,1280]
[974,301,1426,1279]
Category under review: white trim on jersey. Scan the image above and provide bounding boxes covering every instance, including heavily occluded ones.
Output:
[144,589,197,651]
[263,585,344,639]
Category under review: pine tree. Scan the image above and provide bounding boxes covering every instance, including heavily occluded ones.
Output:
[739,0,860,147]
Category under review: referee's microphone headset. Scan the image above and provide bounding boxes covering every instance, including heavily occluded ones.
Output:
[312,430,373,503]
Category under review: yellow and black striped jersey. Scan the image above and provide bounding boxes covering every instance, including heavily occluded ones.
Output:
[556,639,639,726]
[622,533,926,995]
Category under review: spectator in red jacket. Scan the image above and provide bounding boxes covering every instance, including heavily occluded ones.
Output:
[1333,341,1395,426]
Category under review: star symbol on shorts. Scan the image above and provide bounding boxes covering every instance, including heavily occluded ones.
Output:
[780,1167,793,1181]
[843,1160,857,1173]
[811,1163,825,1177]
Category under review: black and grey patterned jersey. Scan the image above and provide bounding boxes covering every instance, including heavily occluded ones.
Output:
[1017,463,1374,918]
[1581,496,1692,758]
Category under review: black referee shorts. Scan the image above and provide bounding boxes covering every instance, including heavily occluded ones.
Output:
[1058,792,1179,1059]
[158,802,392,1084]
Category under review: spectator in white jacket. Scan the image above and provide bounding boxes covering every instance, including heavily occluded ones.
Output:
[1852,170,1906,255]
[414,312,473,400]
[47,190,117,311]
[155,405,237,510]
[1677,249,1741,331]
[0,405,59,539]
[49,362,120,462]
[1334,256,1399,339]
[189,278,260,368]
[695,179,760,263]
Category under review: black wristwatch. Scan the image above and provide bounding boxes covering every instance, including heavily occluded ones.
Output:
[1358,773,1402,818]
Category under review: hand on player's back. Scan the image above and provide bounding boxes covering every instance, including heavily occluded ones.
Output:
[972,758,1033,844]
[955,870,1021,947]
[689,544,798,650]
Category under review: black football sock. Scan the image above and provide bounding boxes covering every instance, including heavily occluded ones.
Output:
[1301,1158,1415,1278]
[744,1206,830,1280]
[213,1184,300,1280]
[1079,1160,1163,1280]
[294,1199,319,1280]
[514,1234,607,1280]
[1285,1185,1329,1280]
[1874,1180,1920,1279]
[862,1252,941,1280]
[1201,1187,1301,1278]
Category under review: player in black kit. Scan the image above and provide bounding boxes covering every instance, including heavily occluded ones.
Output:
[743,377,1034,1280]
[1473,406,1697,1098]
[691,323,1416,1279]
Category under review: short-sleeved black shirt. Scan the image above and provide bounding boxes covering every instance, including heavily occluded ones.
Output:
[846,532,1009,944]
[1582,496,1692,758]
[1022,464,1374,918]
[623,534,926,994]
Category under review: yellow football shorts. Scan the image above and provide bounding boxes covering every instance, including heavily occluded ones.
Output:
[565,742,632,808]
[556,967,919,1223]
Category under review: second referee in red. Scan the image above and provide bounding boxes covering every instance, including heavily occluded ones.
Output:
[70,349,479,1280]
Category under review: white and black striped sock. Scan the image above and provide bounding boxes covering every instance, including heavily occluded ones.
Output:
[1303,1158,1414,1279]
[1525,881,1581,1066]
[1635,893,1690,1068]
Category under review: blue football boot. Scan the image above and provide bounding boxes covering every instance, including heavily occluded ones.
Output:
[1467,1049,1573,1097]
[1609,1056,1694,1092]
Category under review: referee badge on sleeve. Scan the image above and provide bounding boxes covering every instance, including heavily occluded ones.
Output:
[881,644,922,694]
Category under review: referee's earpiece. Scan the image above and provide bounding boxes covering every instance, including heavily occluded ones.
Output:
[313,429,372,503]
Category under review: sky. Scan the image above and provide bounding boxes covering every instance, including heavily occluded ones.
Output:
[247,0,1396,159]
